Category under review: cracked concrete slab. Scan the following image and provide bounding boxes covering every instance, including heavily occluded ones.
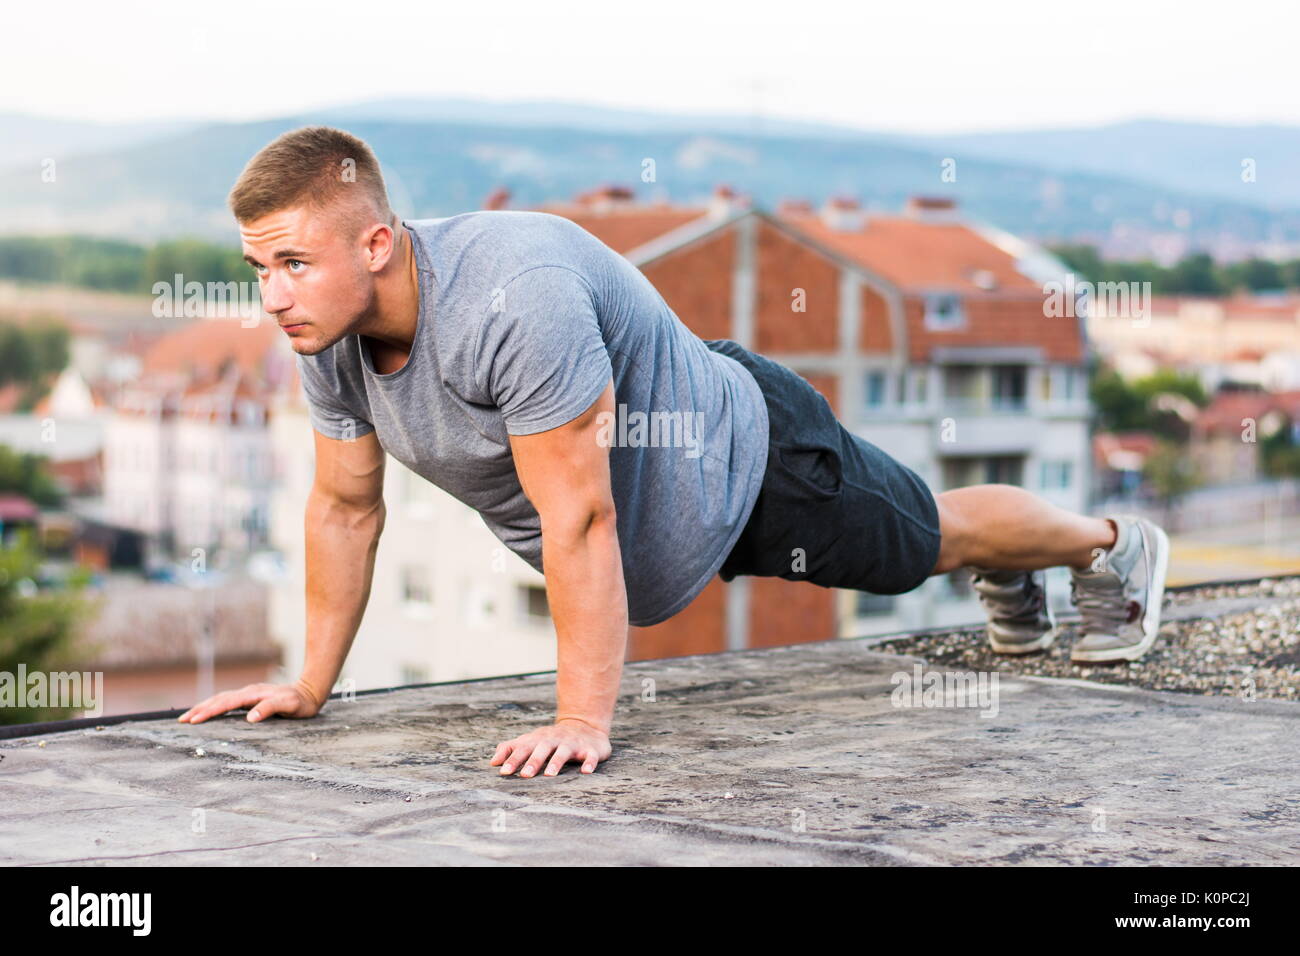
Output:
[2,639,1298,866]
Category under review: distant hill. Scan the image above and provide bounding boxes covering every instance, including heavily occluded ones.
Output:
[0,111,198,170]
[320,95,889,141]
[904,119,1300,208]
[2,103,1298,254]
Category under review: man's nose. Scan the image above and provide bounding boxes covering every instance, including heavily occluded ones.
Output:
[260,274,293,314]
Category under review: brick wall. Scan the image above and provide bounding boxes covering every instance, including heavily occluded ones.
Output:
[756,222,839,353]
[641,231,735,341]
[627,576,726,660]
[906,295,1084,363]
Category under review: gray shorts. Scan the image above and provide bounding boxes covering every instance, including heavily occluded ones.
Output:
[708,339,943,595]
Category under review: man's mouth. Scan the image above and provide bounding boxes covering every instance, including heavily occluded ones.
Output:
[280,322,308,333]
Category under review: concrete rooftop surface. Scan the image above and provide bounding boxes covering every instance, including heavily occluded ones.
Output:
[4,589,1300,867]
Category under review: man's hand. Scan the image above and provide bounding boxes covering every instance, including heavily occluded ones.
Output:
[177,679,324,724]
[490,718,612,777]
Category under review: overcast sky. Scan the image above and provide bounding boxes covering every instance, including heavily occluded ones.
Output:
[3,0,1293,133]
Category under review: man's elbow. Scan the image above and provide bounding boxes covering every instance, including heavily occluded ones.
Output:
[542,498,617,547]
[307,487,386,536]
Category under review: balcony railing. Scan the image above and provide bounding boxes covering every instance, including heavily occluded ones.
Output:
[935,396,1028,416]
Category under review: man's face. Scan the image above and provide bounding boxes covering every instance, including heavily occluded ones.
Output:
[240,203,375,355]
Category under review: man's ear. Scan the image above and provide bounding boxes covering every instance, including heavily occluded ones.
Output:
[361,219,395,273]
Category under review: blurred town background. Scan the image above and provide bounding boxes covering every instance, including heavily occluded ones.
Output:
[6,4,1300,720]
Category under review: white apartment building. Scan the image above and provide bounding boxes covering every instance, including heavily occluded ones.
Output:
[104,365,276,557]
[266,383,559,693]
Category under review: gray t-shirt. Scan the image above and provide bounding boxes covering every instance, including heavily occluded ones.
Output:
[295,210,769,626]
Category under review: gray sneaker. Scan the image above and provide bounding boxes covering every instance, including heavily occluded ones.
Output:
[970,566,1058,654]
[1068,515,1170,662]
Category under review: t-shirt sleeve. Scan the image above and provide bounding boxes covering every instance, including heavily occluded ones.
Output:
[295,352,375,440]
[476,266,613,436]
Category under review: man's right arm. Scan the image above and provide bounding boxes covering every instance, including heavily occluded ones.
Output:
[296,427,387,709]
[178,427,386,724]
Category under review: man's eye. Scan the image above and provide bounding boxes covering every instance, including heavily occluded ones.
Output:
[288,259,305,271]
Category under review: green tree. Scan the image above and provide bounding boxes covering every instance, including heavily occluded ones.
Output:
[1260,417,1300,478]
[1132,368,1208,406]
[1048,243,1300,296]
[1133,368,1209,440]
[1280,260,1300,290]
[1144,439,1200,519]
[0,533,95,725]
[1167,252,1224,295]
[1090,364,1208,437]
[0,445,64,509]
[0,320,72,410]
[143,239,249,293]
[1224,258,1285,292]
[1090,366,1149,432]
[29,321,70,378]
[0,235,250,294]
[1049,243,1105,281]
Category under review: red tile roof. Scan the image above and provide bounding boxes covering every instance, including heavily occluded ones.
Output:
[142,318,283,380]
[1151,293,1300,322]
[531,183,710,254]
[0,494,39,522]
[778,212,1042,293]
[1093,431,1159,469]
[1194,389,1300,435]
[0,383,25,414]
[538,203,707,254]
[1222,293,1300,321]
[533,186,1083,362]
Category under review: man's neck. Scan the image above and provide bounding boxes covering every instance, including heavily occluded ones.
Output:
[357,224,421,372]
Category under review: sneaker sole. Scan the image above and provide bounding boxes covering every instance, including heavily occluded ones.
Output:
[990,625,1058,655]
[1070,522,1169,663]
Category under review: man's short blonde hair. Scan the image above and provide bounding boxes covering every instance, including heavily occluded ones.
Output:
[228,126,394,238]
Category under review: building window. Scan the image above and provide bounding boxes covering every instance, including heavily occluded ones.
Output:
[1040,367,1054,402]
[519,584,550,621]
[924,294,965,330]
[912,368,928,406]
[941,361,977,403]
[942,455,1025,489]
[1039,460,1073,490]
[865,370,888,408]
[990,365,1027,411]
[986,455,1024,485]
[401,564,432,605]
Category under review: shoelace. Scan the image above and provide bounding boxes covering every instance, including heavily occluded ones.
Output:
[1069,573,1130,635]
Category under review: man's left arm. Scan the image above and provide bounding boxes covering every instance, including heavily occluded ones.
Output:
[490,378,625,777]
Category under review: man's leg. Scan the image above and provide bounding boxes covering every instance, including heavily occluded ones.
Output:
[928,483,1117,577]
[928,483,1171,662]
